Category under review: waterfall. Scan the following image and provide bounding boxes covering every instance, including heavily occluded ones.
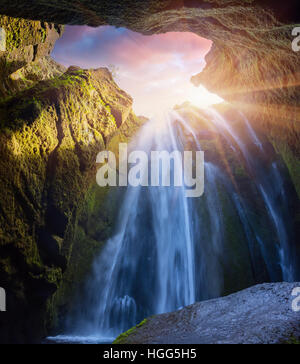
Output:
[202,108,295,281]
[67,112,214,339]
[51,105,298,343]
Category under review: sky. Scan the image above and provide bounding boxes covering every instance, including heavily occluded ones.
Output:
[52,25,221,118]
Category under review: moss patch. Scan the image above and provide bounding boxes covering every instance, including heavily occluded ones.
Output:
[113,319,148,344]
[0,61,142,342]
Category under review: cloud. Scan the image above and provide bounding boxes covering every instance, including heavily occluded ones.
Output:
[52,25,212,117]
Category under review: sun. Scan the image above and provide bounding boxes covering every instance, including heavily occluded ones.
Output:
[186,84,224,108]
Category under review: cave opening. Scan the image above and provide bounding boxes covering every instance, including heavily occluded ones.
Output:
[51,25,223,118]
[41,25,300,345]
[42,24,299,344]
[0,3,299,344]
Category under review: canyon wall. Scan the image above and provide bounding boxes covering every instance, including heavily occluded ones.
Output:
[0,15,142,343]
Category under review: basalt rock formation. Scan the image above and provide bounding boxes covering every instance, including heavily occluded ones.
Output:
[0,1,299,197]
[0,16,143,343]
[114,282,300,344]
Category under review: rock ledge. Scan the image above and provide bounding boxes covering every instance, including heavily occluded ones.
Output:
[115,283,300,344]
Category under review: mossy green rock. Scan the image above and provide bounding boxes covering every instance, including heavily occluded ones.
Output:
[0,15,63,99]
[0,62,142,342]
[113,319,148,344]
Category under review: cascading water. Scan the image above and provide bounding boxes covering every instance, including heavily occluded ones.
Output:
[52,105,298,344]
[64,112,219,341]
[201,107,296,282]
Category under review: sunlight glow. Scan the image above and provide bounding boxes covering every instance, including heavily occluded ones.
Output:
[186,85,224,108]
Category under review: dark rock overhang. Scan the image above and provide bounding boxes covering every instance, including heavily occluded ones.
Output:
[0,1,299,26]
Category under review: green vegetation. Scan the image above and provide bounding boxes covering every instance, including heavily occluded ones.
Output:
[113,319,148,344]
[0,23,140,340]
[283,336,300,344]
[0,15,57,52]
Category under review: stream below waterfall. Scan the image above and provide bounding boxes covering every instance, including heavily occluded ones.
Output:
[47,104,299,344]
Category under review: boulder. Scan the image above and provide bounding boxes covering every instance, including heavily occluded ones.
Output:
[115,282,300,344]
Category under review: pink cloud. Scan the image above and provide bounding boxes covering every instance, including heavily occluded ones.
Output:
[52,26,212,117]
[104,31,211,69]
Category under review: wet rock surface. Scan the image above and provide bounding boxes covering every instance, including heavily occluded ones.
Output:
[116,283,300,344]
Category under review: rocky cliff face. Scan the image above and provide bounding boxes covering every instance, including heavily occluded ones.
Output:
[0,16,142,343]
[0,1,298,196]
